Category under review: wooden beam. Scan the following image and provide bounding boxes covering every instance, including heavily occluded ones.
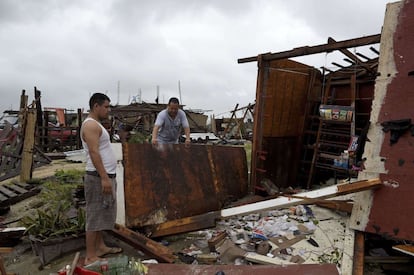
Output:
[0,248,13,254]
[20,106,36,182]
[392,245,414,257]
[369,46,380,55]
[328,37,376,74]
[282,195,354,213]
[244,252,295,265]
[220,178,381,217]
[110,223,176,263]
[208,231,227,252]
[356,52,371,61]
[147,211,220,238]
[238,34,381,63]
[353,231,365,275]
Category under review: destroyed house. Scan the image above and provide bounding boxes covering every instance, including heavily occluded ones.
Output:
[240,34,381,192]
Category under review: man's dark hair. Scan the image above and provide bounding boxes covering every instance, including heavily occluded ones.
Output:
[168,97,180,105]
[89,93,110,110]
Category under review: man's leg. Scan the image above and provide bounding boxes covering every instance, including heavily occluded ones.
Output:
[85,230,100,264]
[95,231,123,256]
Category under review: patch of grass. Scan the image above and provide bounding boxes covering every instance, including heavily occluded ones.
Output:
[54,169,84,184]
[129,132,150,144]
[19,169,86,240]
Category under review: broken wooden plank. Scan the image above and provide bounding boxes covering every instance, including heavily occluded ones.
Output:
[0,184,40,207]
[216,239,246,264]
[0,248,13,254]
[282,195,354,213]
[0,186,17,199]
[110,223,176,263]
[269,235,306,255]
[364,256,413,263]
[147,211,220,238]
[13,182,31,189]
[221,178,381,217]
[20,107,36,182]
[244,252,295,265]
[5,184,27,194]
[208,231,227,252]
[392,245,414,257]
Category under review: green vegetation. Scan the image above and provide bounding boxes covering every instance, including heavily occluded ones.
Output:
[128,132,150,144]
[20,169,86,240]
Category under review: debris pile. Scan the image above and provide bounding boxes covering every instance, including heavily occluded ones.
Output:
[172,204,349,267]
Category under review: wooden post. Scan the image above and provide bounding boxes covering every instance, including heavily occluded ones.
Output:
[18,90,28,135]
[353,230,365,275]
[77,108,82,149]
[20,105,37,182]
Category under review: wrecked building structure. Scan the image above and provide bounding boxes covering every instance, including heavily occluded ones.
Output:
[1,1,414,274]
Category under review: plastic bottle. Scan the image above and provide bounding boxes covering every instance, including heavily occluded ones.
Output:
[84,255,129,274]
[342,150,349,168]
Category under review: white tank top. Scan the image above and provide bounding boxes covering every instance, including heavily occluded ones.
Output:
[81,117,117,173]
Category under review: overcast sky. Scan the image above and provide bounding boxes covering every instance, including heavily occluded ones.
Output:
[0,0,392,117]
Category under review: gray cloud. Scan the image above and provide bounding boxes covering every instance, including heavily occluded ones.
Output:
[0,0,391,115]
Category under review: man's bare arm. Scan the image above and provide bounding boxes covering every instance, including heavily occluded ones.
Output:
[152,125,160,145]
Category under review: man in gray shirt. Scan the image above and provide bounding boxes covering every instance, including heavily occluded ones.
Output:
[151,97,191,145]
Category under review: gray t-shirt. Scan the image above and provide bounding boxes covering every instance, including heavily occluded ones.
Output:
[154,109,189,144]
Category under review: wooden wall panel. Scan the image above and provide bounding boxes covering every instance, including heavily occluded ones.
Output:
[262,59,313,137]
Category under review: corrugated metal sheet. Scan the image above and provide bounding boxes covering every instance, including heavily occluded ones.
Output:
[123,143,248,227]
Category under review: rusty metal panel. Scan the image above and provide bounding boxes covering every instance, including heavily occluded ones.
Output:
[146,263,340,274]
[123,143,248,227]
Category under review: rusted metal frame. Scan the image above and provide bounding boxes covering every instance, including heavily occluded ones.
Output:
[238,34,381,63]
[306,75,332,188]
[250,55,270,192]
[328,37,376,75]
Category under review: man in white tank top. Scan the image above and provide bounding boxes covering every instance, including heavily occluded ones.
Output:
[81,93,122,266]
